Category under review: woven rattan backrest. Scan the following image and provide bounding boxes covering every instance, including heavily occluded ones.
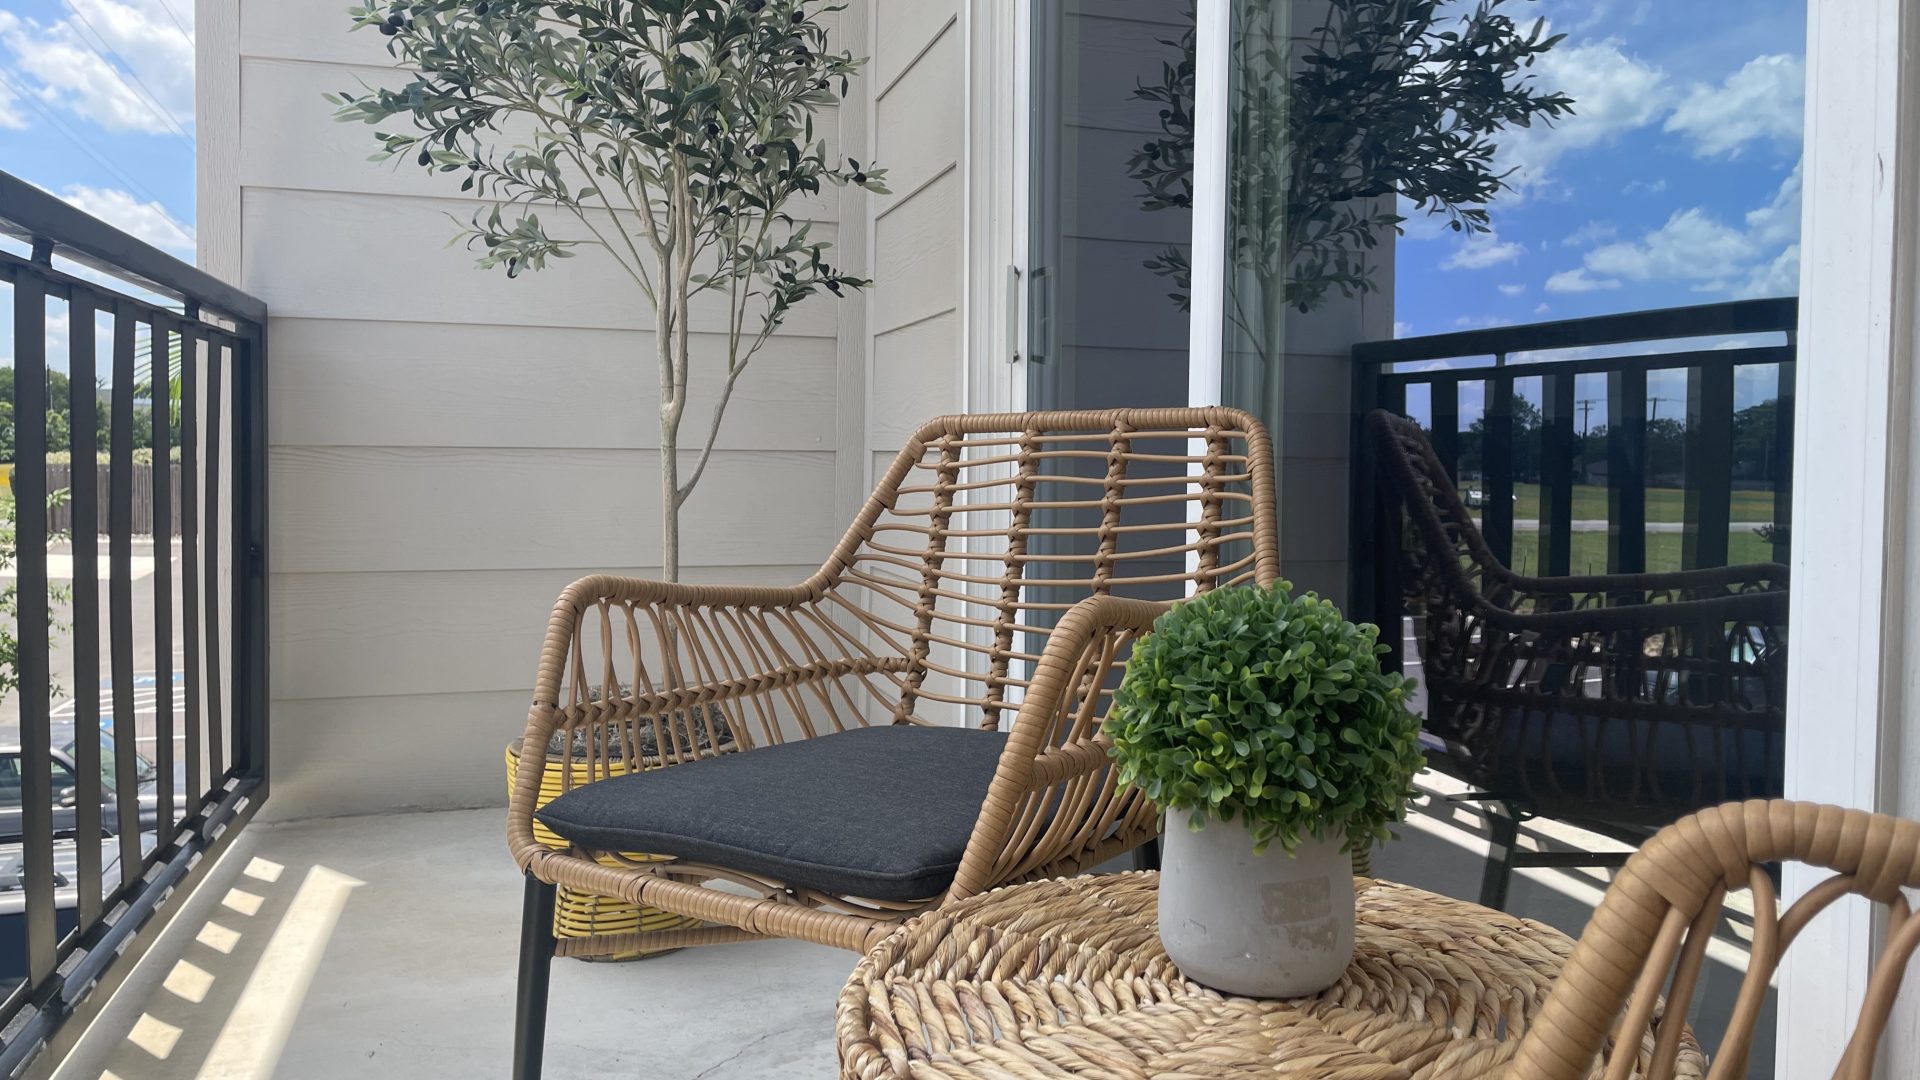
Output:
[1513,800,1920,1080]
[1366,409,1516,607]
[817,408,1278,728]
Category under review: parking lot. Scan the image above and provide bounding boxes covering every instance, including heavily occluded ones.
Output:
[1,538,193,771]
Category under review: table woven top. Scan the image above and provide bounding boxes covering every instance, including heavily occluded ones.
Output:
[836,872,1703,1080]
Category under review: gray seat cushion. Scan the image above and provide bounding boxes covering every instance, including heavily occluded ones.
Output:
[534,724,1010,902]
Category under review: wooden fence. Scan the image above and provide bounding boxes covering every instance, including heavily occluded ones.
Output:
[45,463,182,537]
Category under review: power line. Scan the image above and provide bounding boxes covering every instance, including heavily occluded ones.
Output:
[0,67,169,207]
[59,0,194,145]
[152,0,195,51]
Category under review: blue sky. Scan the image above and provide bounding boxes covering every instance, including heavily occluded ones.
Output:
[1394,0,1805,345]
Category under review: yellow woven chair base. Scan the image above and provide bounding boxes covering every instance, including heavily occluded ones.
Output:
[507,745,701,960]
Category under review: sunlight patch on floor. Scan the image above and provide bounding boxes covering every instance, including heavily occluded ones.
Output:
[195,922,241,955]
[193,865,364,1080]
[162,962,215,1006]
[126,1014,183,1060]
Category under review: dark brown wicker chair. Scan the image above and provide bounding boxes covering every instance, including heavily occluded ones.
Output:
[1365,409,1789,909]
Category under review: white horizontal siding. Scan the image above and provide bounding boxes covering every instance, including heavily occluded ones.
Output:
[273,564,815,701]
[271,446,839,573]
[269,319,837,450]
[240,187,839,334]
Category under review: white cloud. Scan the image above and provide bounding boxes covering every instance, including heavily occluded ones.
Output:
[1623,178,1667,196]
[1665,54,1804,158]
[1734,244,1800,299]
[1563,221,1618,248]
[1497,40,1669,193]
[1577,161,1801,297]
[0,1,194,136]
[60,186,194,257]
[1534,302,1551,315]
[1545,269,1620,293]
[1454,315,1514,329]
[1442,231,1524,270]
[1498,283,1526,297]
[1393,320,1415,338]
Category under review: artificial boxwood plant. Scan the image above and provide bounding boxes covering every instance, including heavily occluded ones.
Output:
[1104,582,1424,855]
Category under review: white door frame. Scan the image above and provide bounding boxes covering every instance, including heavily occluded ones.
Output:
[1187,0,1231,409]
[1779,0,1920,1072]
[964,0,1027,415]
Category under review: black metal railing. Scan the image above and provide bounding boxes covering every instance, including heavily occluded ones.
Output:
[1350,297,1796,668]
[0,171,268,1074]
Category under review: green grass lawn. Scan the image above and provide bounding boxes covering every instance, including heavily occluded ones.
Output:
[1506,528,1779,577]
[1507,482,1774,524]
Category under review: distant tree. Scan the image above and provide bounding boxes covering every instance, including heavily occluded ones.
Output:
[1456,395,1543,481]
[1730,398,1779,481]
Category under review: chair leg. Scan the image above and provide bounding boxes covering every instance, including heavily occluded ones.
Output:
[514,874,559,1080]
[1480,805,1520,912]
[1132,837,1161,872]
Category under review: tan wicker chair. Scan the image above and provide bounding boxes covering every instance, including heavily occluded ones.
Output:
[507,408,1277,1077]
[1509,800,1920,1079]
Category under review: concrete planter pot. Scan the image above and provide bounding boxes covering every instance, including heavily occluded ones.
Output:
[1157,807,1356,998]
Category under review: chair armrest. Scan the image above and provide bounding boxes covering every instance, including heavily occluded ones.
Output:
[1471,581,1789,635]
[510,572,901,867]
[1495,560,1787,604]
[948,594,1171,896]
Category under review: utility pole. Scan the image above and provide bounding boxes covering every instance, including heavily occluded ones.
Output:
[1576,397,1601,437]
[1648,395,1676,421]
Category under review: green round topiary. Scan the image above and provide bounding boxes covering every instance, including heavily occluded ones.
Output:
[1104,582,1424,856]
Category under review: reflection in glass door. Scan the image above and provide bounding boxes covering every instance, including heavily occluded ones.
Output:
[1027,1,1194,415]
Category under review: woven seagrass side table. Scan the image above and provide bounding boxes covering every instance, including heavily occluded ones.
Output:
[835,872,1704,1079]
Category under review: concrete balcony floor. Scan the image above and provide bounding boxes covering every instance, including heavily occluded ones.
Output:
[52,773,1774,1079]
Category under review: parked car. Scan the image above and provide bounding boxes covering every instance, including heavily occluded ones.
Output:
[0,726,169,845]
[0,835,128,995]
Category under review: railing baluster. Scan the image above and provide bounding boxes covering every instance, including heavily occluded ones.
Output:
[150,317,176,841]
[14,246,57,986]
[1607,368,1649,574]
[1430,378,1459,480]
[1483,371,1515,565]
[1683,361,1735,569]
[110,305,141,876]
[182,322,202,809]
[1540,372,1576,577]
[204,345,226,780]
[69,291,104,927]
[233,326,270,781]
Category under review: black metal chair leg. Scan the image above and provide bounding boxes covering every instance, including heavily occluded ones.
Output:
[514,874,558,1080]
[1132,837,1161,872]
[1480,806,1520,911]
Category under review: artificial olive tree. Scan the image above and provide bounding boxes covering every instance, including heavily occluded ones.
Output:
[332,0,886,580]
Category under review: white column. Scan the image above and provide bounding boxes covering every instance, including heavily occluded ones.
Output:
[1779,0,1920,1072]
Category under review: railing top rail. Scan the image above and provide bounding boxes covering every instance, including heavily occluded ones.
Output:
[0,169,266,325]
[1351,297,1798,367]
